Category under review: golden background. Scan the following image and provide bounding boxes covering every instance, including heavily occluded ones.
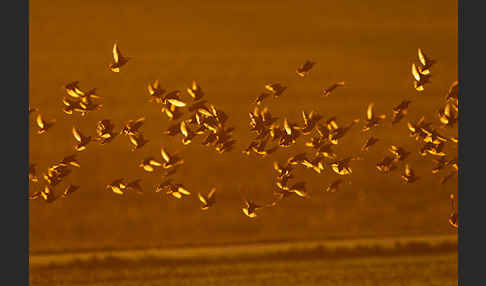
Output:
[29,0,457,253]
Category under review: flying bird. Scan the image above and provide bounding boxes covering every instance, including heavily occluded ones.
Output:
[160,147,184,169]
[62,185,80,198]
[401,164,418,183]
[363,102,386,132]
[36,113,55,134]
[296,60,315,77]
[109,42,130,72]
[198,187,216,210]
[187,80,204,101]
[322,81,345,97]
[361,137,380,151]
[72,127,91,151]
[139,157,162,172]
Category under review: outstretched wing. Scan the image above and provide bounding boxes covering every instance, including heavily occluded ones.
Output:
[198,192,207,205]
[36,114,44,129]
[411,63,421,81]
[113,42,120,63]
[208,187,216,199]
[72,127,82,142]
[366,103,374,121]
[161,147,171,163]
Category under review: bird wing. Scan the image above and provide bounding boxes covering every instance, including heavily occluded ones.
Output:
[418,48,426,67]
[36,114,45,129]
[178,186,191,195]
[284,118,292,135]
[366,103,374,121]
[198,192,207,205]
[411,64,421,81]
[113,42,119,63]
[167,98,186,107]
[147,82,155,95]
[405,164,412,176]
[302,110,309,126]
[129,135,139,147]
[149,159,162,167]
[208,187,216,199]
[180,121,189,137]
[160,148,171,163]
[72,127,82,142]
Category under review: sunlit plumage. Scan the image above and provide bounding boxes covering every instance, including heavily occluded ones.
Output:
[322,81,345,97]
[72,126,91,151]
[296,60,315,77]
[401,164,418,183]
[109,42,130,72]
[361,137,379,151]
[36,113,56,134]
[198,187,216,210]
[62,184,80,198]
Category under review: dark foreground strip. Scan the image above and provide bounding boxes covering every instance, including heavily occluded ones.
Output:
[32,240,456,269]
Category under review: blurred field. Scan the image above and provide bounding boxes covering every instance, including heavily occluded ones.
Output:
[29,0,457,254]
[30,253,457,286]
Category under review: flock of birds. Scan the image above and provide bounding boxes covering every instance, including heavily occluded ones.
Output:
[29,44,458,230]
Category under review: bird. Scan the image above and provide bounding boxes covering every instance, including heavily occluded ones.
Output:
[328,118,360,145]
[109,42,130,72]
[273,161,293,179]
[106,179,127,195]
[419,142,446,157]
[72,127,91,151]
[147,80,166,103]
[187,80,204,101]
[448,193,458,229]
[322,81,345,97]
[376,156,397,173]
[120,117,145,136]
[401,164,418,183]
[388,145,410,162]
[298,110,322,135]
[363,103,386,132]
[255,92,272,105]
[326,179,347,193]
[265,83,287,98]
[391,100,411,125]
[40,185,58,203]
[180,120,196,145]
[58,154,81,168]
[36,113,55,134]
[62,185,80,198]
[431,157,448,174]
[95,119,117,144]
[411,63,431,91]
[29,164,39,183]
[128,133,149,151]
[445,81,458,105]
[361,137,380,151]
[417,48,436,71]
[300,155,325,174]
[242,200,270,218]
[440,171,457,185]
[296,60,315,77]
[126,179,144,195]
[139,157,162,172]
[198,187,216,210]
[437,102,457,127]
[160,147,184,169]
[166,183,191,199]
[330,157,357,175]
